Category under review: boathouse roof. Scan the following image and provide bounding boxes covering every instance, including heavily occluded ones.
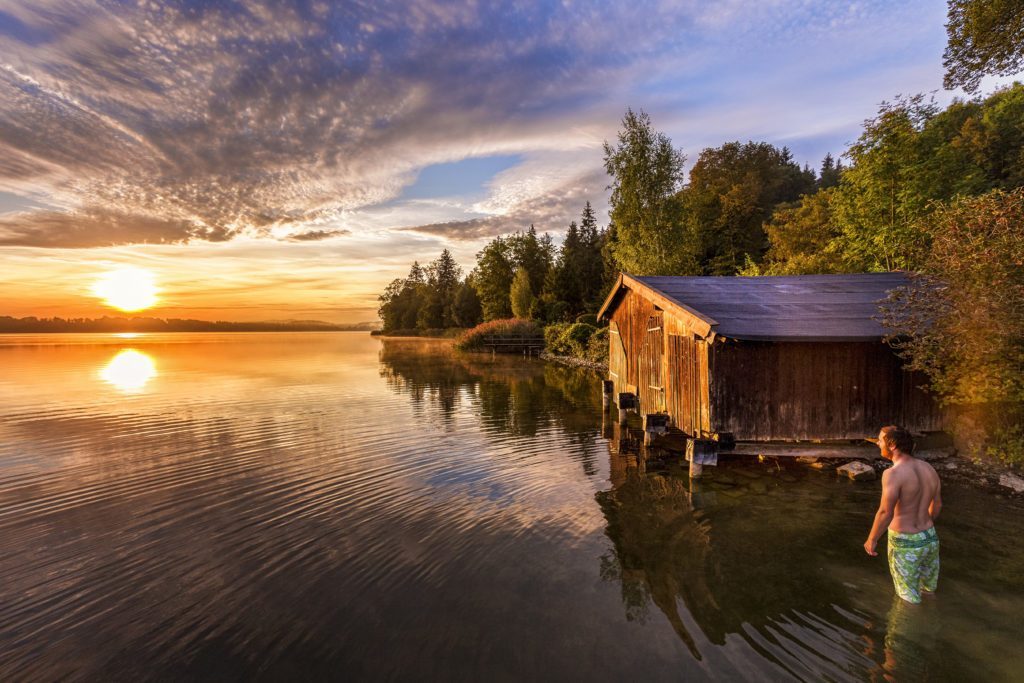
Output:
[597,272,909,342]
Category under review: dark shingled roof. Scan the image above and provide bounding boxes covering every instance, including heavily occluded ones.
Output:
[631,272,909,341]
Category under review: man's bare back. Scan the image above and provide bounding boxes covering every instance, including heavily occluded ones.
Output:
[886,457,941,534]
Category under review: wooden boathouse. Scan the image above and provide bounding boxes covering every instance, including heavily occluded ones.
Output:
[597,273,943,452]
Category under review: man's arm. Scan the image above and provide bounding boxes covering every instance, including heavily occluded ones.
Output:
[929,477,942,521]
[864,469,899,556]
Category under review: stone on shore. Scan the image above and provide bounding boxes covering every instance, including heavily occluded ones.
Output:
[998,472,1024,494]
[838,461,876,481]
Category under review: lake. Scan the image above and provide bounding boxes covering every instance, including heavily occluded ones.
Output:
[1,332,1021,681]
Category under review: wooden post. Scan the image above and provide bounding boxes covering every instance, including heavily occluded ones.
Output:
[686,438,718,479]
[642,413,669,446]
[602,380,614,411]
[616,392,636,426]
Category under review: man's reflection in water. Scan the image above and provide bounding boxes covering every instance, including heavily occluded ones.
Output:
[879,596,941,682]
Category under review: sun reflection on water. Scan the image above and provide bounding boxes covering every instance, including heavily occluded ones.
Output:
[100,349,157,392]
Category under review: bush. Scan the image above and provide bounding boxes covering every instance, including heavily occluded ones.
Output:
[455,318,541,351]
[564,322,597,356]
[987,424,1024,468]
[575,313,599,327]
[544,322,572,354]
[544,322,598,357]
[586,326,609,363]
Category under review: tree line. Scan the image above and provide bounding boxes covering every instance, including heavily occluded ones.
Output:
[378,201,613,334]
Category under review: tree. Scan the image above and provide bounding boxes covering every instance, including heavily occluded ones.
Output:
[377,261,429,332]
[508,225,555,295]
[473,236,515,320]
[416,249,461,329]
[510,268,535,319]
[452,280,483,328]
[881,188,1024,405]
[830,96,940,271]
[747,189,844,275]
[578,201,608,308]
[377,278,407,332]
[943,0,1024,93]
[819,153,843,189]
[548,221,584,312]
[603,109,691,275]
[682,141,817,274]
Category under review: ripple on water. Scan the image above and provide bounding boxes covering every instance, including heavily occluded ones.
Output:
[1,333,1022,681]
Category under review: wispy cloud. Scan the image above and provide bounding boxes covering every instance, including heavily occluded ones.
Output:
[0,1,948,251]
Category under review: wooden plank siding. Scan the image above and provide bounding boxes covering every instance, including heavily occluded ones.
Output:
[603,275,944,442]
[638,313,666,412]
[708,340,943,440]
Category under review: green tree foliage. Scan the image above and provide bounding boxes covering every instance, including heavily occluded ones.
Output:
[818,153,844,189]
[603,108,691,275]
[943,0,1024,93]
[378,261,427,332]
[882,188,1024,405]
[682,141,816,274]
[378,253,469,333]
[473,226,556,321]
[746,189,842,275]
[541,202,612,320]
[510,268,536,319]
[832,95,943,271]
[417,249,462,329]
[452,280,483,328]
[548,220,584,311]
[507,225,555,296]
[831,86,1024,271]
[473,236,516,320]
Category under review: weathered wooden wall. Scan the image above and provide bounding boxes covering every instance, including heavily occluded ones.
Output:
[609,290,711,436]
[708,340,944,440]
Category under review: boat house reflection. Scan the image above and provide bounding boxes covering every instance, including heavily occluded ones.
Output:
[597,433,881,675]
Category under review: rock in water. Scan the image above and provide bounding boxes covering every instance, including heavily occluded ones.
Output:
[838,461,876,481]
[998,473,1024,494]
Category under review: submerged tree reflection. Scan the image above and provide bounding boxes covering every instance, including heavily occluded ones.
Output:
[377,339,604,473]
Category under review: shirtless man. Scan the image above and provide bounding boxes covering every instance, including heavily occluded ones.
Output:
[863,425,942,604]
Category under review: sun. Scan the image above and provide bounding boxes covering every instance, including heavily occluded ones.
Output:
[92,267,159,312]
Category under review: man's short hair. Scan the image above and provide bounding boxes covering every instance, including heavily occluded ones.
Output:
[881,425,915,454]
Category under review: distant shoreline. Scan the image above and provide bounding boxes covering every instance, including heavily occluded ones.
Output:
[0,329,374,334]
[0,315,379,334]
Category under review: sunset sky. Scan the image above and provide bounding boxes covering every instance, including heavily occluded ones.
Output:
[0,0,987,324]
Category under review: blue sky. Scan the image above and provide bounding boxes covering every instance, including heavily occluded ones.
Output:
[0,0,997,321]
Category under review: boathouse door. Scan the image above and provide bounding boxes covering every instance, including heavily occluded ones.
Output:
[639,313,665,413]
[668,333,700,436]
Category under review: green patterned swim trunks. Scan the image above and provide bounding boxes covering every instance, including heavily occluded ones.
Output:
[887,527,939,604]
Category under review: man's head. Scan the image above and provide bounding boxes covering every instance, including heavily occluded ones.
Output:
[878,425,915,460]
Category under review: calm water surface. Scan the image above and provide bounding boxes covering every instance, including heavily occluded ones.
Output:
[1,332,1022,681]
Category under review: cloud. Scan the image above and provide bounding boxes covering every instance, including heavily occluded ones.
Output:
[0,208,227,247]
[0,1,674,247]
[0,0,948,250]
[283,228,351,242]
[404,168,607,240]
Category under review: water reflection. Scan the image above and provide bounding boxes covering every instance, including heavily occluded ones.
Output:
[99,348,157,392]
[378,339,605,474]
[0,333,1022,680]
[597,447,885,679]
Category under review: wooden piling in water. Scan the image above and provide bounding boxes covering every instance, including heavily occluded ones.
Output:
[602,380,614,411]
[642,413,669,446]
[616,392,636,426]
